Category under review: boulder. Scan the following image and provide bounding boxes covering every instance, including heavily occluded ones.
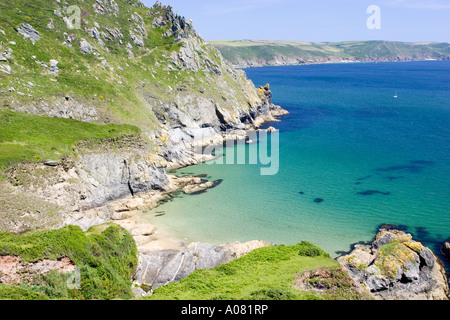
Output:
[338,229,449,300]
[17,24,41,44]
[442,242,450,262]
[79,39,93,54]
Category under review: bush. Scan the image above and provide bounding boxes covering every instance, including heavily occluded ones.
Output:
[298,242,324,257]
[0,224,138,300]
[246,288,297,300]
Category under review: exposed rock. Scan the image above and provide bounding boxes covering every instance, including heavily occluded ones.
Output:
[46,18,55,30]
[0,64,12,74]
[93,0,119,16]
[0,256,75,286]
[0,48,13,62]
[49,59,59,74]
[442,242,450,262]
[79,39,93,54]
[16,24,41,44]
[133,240,271,291]
[182,179,222,195]
[44,161,59,167]
[11,96,99,122]
[338,229,449,300]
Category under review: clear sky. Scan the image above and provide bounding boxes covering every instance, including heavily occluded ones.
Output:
[141,0,450,42]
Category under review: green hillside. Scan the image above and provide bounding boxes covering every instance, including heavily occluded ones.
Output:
[210,40,450,67]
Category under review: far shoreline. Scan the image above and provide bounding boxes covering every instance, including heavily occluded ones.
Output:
[236,58,449,70]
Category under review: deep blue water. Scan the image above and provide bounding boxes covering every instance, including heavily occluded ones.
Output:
[145,61,450,267]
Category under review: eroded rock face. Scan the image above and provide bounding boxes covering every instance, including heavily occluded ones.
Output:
[338,229,449,300]
[5,136,169,217]
[133,240,271,293]
[0,256,75,286]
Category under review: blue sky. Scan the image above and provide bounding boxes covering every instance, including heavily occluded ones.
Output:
[141,0,450,42]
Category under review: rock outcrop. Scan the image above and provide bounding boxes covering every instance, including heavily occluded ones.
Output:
[133,240,272,296]
[442,242,450,262]
[338,228,449,300]
[0,256,75,286]
[16,24,41,44]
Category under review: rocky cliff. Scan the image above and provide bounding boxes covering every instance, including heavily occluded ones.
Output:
[0,0,287,233]
[0,0,288,299]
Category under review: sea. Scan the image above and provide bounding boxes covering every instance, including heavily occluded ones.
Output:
[142,61,450,266]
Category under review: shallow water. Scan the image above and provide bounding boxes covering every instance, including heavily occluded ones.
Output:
[143,61,450,264]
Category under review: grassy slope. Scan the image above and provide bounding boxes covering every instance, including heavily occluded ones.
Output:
[0,0,174,128]
[0,223,138,300]
[0,109,140,170]
[210,40,450,65]
[146,242,369,300]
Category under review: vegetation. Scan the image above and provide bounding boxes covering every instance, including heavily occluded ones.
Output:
[0,109,140,170]
[0,224,138,300]
[146,242,341,300]
[0,0,182,128]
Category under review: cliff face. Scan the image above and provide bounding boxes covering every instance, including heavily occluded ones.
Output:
[0,0,287,232]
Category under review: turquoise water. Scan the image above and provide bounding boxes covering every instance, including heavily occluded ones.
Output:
[144,61,450,262]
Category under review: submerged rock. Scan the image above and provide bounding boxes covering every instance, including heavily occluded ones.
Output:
[338,228,449,300]
[357,190,391,196]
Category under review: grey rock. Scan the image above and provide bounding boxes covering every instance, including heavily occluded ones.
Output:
[419,248,435,269]
[93,0,119,16]
[44,161,59,167]
[79,39,93,54]
[129,31,144,47]
[134,241,270,290]
[338,229,449,300]
[49,59,59,74]
[442,242,450,261]
[17,24,41,44]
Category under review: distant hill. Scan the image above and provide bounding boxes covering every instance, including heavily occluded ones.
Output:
[209,40,450,68]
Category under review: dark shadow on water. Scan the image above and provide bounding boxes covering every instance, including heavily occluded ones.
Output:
[262,105,337,133]
[357,190,391,196]
[385,176,404,181]
[375,160,434,174]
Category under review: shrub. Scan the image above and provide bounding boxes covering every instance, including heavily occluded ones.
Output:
[298,242,324,257]
[0,224,138,300]
[246,287,297,300]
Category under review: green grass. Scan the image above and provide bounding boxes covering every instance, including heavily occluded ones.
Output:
[0,224,138,300]
[0,283,50,300]
[146,242,339,300]
[0,109,140,169]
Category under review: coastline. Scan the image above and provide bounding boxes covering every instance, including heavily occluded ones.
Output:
[67,108,289,255]
[234,58,449,70]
